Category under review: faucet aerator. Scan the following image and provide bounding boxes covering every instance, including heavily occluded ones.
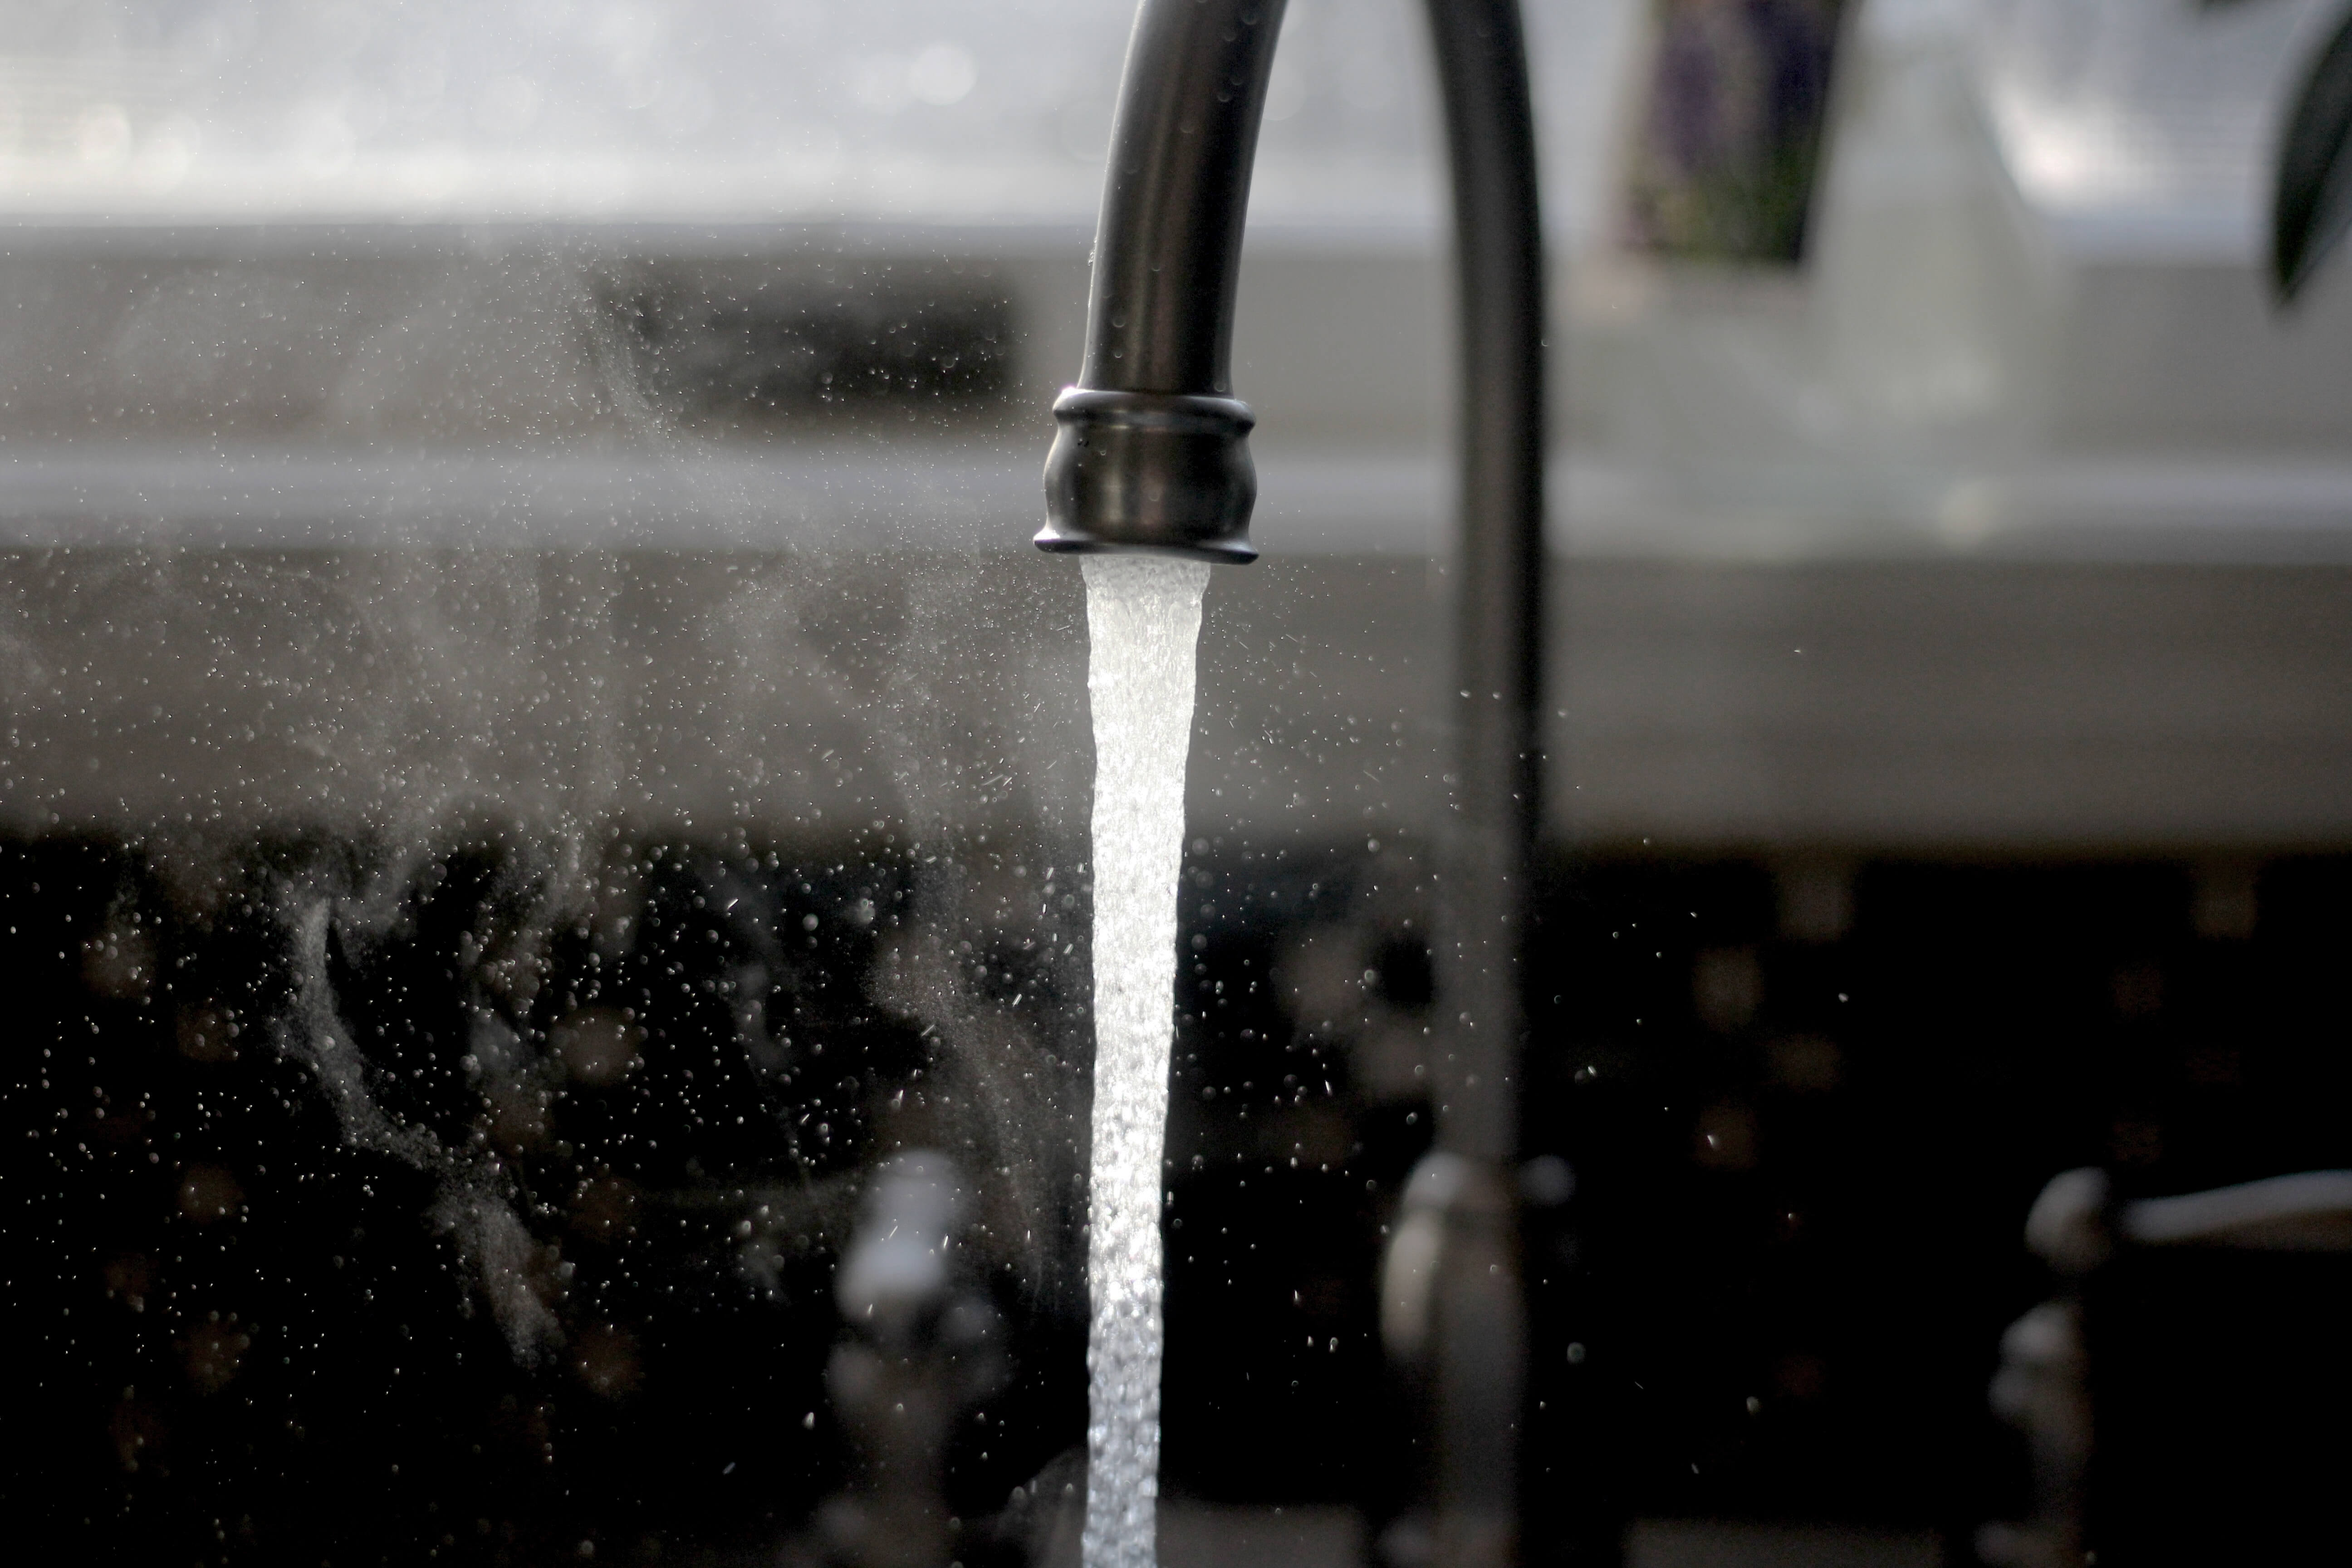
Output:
[1038,387,1259,563]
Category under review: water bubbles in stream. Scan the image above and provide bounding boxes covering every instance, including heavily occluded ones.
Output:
[1078,555,1211,1568]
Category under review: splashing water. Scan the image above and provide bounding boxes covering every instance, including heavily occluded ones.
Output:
[1079,554,1210,1568]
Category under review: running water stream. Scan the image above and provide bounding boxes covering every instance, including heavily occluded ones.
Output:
[1078,554,1212,1568]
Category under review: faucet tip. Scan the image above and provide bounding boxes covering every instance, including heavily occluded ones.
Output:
[1038,387,1259,564]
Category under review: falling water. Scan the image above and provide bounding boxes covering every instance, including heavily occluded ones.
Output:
[1078,554,1211,1568]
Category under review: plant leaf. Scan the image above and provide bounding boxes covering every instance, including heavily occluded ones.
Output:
[2274,3,2352,302]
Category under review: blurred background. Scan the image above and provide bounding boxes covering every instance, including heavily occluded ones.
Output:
[10,0,2352,1564]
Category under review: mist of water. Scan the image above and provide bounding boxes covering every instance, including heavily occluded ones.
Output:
[1078,554,1211,1568]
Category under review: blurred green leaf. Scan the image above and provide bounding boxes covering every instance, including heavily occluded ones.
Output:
[2274,3,2352,302]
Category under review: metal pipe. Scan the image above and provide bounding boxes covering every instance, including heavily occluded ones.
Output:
[1035,0,1285,563]
[1037,0,1546,1559]
[1416,13,1543,1550]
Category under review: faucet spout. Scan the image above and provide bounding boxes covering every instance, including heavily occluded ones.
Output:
[1036,0,1287,562]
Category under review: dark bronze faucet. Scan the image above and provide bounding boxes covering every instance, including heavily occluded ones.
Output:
[1037,1,1547,1560]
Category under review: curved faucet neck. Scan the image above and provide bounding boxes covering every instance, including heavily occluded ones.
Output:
[1082,0,1288,395]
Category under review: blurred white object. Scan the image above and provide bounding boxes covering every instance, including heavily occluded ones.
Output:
[825,1149,1008,1568]
[1974,0,2342,258]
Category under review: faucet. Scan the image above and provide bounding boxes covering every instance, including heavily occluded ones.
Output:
[1038,1,1546,1562]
